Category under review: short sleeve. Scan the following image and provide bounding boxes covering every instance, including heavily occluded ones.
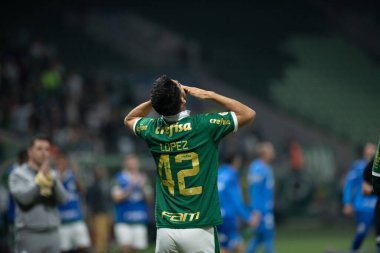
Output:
[133,117,155,141]
[199,112,238,142]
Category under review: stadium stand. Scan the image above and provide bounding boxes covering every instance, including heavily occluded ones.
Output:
[271,36,380,145]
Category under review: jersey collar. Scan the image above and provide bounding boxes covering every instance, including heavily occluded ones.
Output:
[162,110,191,122]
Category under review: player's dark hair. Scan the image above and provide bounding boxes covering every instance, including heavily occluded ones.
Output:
[150,75,181,116]
[28,135,51,148]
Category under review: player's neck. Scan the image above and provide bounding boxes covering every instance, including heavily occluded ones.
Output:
[163,110,191,122]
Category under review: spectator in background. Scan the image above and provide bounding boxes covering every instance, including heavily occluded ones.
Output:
[65,72,83,126]
[246,142,276,253]
[283,140,312,215]
[86,166,112,253]
[342,142,377,253]
[111,153,153,253]
[288,140,304,172]
[56,152,91,253]
[9,135,67,253]
[217,152,254,253]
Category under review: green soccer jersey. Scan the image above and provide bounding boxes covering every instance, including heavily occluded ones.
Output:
[134,110,238,228]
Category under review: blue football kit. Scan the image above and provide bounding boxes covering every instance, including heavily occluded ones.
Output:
[113,171,149,224]
[343,159,378,251]
[246,159,275,253]
[217,164,251,250]
[58,169,84,223]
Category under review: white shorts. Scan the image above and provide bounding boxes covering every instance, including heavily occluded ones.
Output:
[114,223,148,249]
[59,221,91,251]
[156,226,218,253]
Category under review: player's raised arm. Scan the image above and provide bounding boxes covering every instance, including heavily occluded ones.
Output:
[182,85,256,128]
[124,100,152,132]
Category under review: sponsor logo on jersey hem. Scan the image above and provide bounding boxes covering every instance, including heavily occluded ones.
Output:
[162,211,200,222]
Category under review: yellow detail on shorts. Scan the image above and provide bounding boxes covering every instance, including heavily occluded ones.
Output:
[162,211,200,222]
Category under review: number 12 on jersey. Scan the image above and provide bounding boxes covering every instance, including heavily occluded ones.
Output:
[158,152,202,196]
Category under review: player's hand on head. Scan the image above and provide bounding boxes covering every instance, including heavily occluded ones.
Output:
[182,85,211,100]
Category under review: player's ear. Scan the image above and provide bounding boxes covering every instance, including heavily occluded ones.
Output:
[180,95,186,105]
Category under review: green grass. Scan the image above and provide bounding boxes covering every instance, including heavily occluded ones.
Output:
[106,218,376,253]
[275,224,375,253]
[111,219,376,253]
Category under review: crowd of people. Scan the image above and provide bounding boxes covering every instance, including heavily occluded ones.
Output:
[0,37,136,160]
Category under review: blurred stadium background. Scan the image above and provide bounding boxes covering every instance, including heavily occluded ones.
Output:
[1,0,379,252]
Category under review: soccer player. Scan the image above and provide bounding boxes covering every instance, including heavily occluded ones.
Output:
[9,135,67,253]
[246,142,276,253]
[217,152,254,253]
[56,152,91,253]
[372,138,380,253]
[111,153,153,253]
[342,142,377,253]
[363,153,380,253]
[124,75,255,253]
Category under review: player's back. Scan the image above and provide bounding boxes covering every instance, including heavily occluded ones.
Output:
[134,111,237,228]
[218,164,250,221]
[218,165,236,218]
[248,159,275,213]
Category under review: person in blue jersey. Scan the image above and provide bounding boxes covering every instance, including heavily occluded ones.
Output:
[363,155,380,253]
[111,153,153,253]
[56,152,91,253]
[217,152,254,253]
[246,142,276,253]
[342,142,377,253]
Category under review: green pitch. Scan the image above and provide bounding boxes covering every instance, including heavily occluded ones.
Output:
[135,219,376,253]
[273,221,375,253]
